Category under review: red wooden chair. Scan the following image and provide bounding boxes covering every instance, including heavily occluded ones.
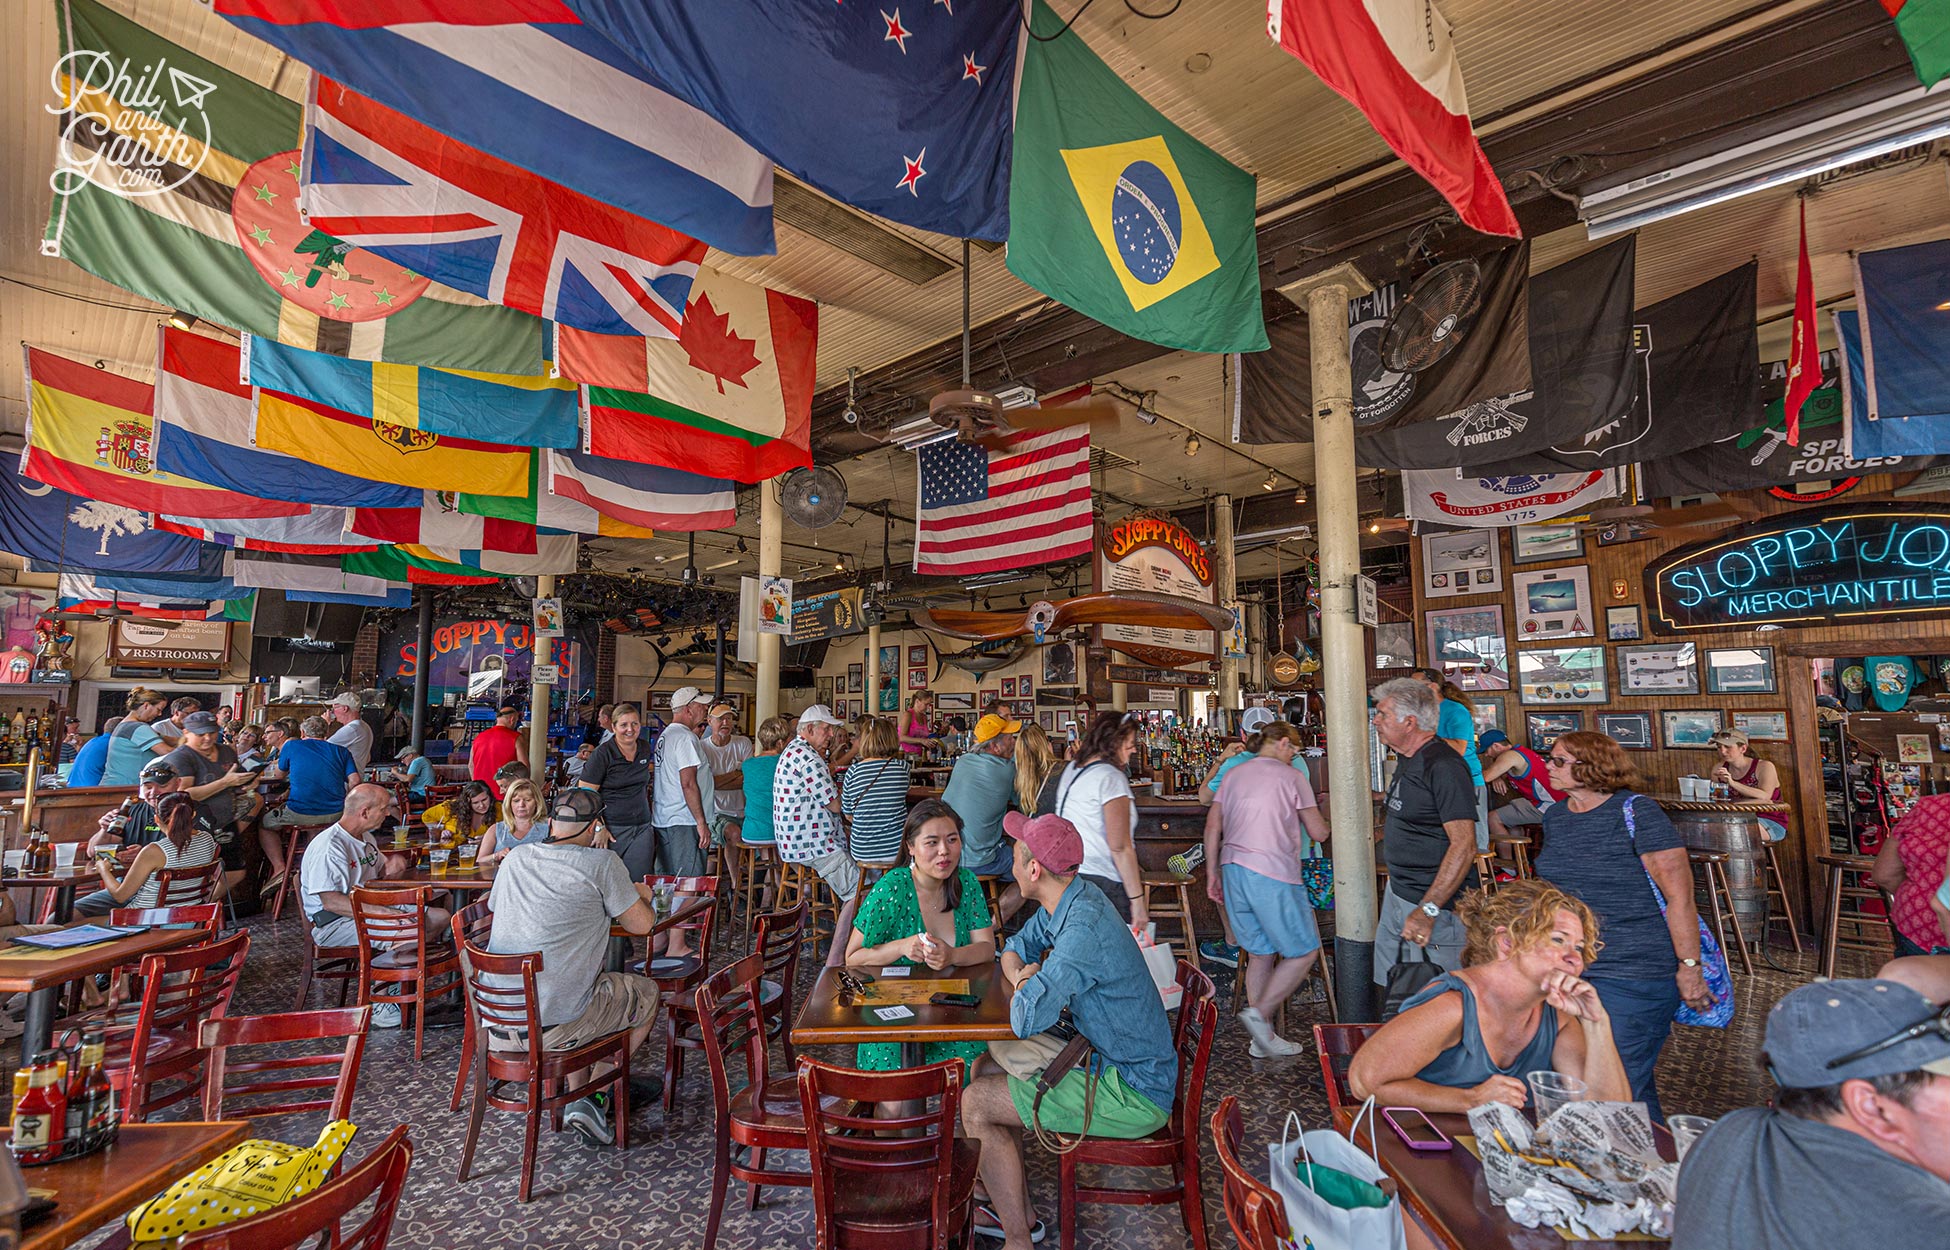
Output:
[268,818,335,922]
[1056,960,1218,1250]
[350,885,460,1061]
[752,903,807,1076]
[1313,1024,1381,1129]
[108,904,222,938]
[294,926,361,1012]
[151,859,222,908]
[86,929,249,1124]
[798,1057,979,1250]
[697,951,820,1250]
[200,1006,372,1122]
[637,873,720,987]
[177,1124,412,1250]
[447,898,496,1112]
[454,940,631,1202]
[1211,1096,1293,1250]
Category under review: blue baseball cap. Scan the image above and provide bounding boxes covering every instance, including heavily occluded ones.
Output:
[1765,979,1950,1087]
[1477,729,1510,752]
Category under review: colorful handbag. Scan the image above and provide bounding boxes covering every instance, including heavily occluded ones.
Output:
[1300,838,1334,911]
[1623,796,1735,1028]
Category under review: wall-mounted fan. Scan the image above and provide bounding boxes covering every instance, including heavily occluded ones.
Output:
[1381,259,1483,373]
[780,465,849,530]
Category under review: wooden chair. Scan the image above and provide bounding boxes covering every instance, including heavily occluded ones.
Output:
[1688,849,1756,977]
[151,859,223,908]
[1819,852,1895,977]
[1141,869,1200,954]
[108,904,222,939]
[268,819,335,922]
[294,926,361,1013]
[637,874,721,990]
[1211,1096,1293,1250]
[752,903,808,1076]
[93,930,250,1124]
[454,941,632,1203]
[448,898,496,1113]
[1763,841,1805,953]
[177,1124,412,1250]
[351,885,460,1061]
[1491,832,1534,881]
[697,951,819,1250]
[200,1006,372,1122]
[798,1057,979,1250]
[1313,1023,1381,1129]
[1056,960,1218,1250]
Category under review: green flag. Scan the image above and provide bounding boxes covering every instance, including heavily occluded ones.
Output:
[43,0,545,374]
[1007,0,1267,354]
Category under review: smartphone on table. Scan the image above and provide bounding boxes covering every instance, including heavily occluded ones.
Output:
[1383,1106,1452,1151]
[929,992,981,1008]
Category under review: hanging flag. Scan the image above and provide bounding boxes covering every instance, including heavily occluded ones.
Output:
[544,449,737,531]
[1007,3,1265,353]
[301,80,706,337]
[154,328,421,510]
[233,550,408,596]
[454,456,655,539]
[1402,468,1622,527]
[1477,262,1760,473]
[287,585,413,608]
[349,498,547,553]
[1357,237,1639,469]
[1849,237,1950,440]
[1836,307,1950,460]
[44,0,548,374]
[213,2,775,256]
[243,336,577,449]
[339,546,501,586]
[561,267,816,482]
[397,537,578,576]
[251,391,534,498]
[1882,0,1950,87]
[1785,202,1822,445]
[55,574,220,620]
[556,0,1015,241]
[1266,0,1519,238]
[22,345,304,519]
[0,473,208,573]
[912,429,1093,576]
[83,569,254,603]
[158,509,374,554]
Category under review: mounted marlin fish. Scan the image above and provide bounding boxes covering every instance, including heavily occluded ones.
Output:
[932,637,1026,680]
[651,638,755,687]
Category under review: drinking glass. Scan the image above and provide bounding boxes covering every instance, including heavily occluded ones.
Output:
[651,880,675,920]
[52,842,77,870]
[458,842,478,871]
[430,846,451,876]
[1668,1114,1715,1161]
[1526,1070,1588,1124]
[392,823,408,849]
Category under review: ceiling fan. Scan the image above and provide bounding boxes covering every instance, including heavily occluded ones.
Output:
[48,593,185,629]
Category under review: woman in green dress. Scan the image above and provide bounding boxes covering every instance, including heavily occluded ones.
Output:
[845,798,997,1075]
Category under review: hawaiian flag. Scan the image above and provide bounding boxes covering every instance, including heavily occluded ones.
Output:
[301,80,706,338]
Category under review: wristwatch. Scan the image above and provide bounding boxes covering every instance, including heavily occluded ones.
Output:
[1418,901,1441,919]
[1679,957,1701,968]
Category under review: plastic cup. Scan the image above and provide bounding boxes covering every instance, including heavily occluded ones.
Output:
[458,843,478,871]
[2,850,22,875]
[1526,1070,1588,1123]
[52,842,77,869]
[430,846,451,875]
[1668,1114,1715,1161]
[392,824,408,849]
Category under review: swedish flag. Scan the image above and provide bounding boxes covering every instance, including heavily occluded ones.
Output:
[1009,2,1267,354]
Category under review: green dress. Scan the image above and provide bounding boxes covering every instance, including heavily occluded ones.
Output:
[854,866,994,1074]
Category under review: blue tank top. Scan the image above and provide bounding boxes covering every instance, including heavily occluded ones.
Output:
[1400,971,1560,1089]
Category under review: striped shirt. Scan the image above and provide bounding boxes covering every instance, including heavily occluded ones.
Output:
[130,828,221,909]
[841,756,912,863]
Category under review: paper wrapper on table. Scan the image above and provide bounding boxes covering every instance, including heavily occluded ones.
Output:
[1267,1107,1409,1250]
[126,1120,357,1242]
[1133,928,1181,1009]
[1466,1102,1675,1238]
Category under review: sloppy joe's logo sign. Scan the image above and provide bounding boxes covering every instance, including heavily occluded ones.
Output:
[1102,516,1211,585]
[1647,505,1950,632]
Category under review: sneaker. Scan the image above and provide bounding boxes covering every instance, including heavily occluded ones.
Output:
[563,1094,614,1147]
[972,1203,1046,1243]
[1199,939,1241,969]
[629,1074,665,1104]
[370,1002,402,1029]
[1249,1032,1307,1059]
[1237,1005,1275,1050]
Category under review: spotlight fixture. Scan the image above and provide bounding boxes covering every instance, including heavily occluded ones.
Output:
[1262,472,1277,491]
[167,309,196,331]
[1293,484,1308,505]
[735,537,750,554]
[1183,432,1200,456]
[1369,517,1382,535]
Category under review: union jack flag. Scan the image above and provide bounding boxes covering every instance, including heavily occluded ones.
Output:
[300,79,706,338]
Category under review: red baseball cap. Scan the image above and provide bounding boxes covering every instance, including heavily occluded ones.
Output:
[1002,811,1083,875]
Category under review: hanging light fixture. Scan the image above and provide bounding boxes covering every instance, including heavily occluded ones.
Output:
[1183,432,1200,456]
[1293,484,1308,505]
[1262,471,1277,491]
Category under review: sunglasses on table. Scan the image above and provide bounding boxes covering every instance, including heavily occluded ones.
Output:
[835,968,873,1003]
[1825,1003,1950,1071]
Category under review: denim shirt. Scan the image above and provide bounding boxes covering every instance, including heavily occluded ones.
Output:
[1005,877,1177,1111]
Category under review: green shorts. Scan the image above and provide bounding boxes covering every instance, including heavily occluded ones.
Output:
[1008,1063,1168,1140]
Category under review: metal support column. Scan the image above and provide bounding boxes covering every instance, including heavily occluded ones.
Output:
[409,589,433,753]
[756,482,783,725]
[528,574,554,771]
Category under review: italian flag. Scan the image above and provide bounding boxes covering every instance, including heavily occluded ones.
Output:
[1884,0,1950,86]
[1266,0,1519,238]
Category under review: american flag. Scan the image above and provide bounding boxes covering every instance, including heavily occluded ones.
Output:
[913,430,1093,575]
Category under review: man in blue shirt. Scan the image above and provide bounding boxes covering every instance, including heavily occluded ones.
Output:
[961,812,1177,1249]
[393,746,434,799]
[258,715,359,890]
[65,716,118,787]
[942,713,1020,878]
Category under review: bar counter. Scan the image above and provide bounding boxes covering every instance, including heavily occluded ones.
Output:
[3,783,131,845]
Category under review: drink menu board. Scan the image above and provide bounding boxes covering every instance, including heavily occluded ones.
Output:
[1095,517,1215,659]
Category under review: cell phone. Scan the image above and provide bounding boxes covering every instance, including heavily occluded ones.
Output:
[1383,1106,1451,1151]
[929,992,981,1008]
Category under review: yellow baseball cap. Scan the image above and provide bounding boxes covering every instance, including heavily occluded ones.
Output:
[973,713,1023,743]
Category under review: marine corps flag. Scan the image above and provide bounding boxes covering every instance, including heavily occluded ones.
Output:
[1006,0,1267,353]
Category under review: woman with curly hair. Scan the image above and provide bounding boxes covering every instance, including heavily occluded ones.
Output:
[1349,878,1629,1113]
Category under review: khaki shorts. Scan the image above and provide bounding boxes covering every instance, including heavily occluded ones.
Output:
[536,972,661,1052]
[988,1031,1071,1081]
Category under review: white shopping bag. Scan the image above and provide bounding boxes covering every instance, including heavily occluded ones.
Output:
[1267,1103,1408,1250]
[1132,926,1181,1009]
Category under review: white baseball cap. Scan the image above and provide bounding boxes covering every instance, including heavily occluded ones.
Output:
[670,686,712,710]
[1240,707,1277,735]
[331,692,362,710]
[797,703,845,727]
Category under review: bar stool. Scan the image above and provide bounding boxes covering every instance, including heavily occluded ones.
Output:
[1473,851,1500,895]
[1762,841,1805,954]
[270,819,335,923]
[1141,869,1200,954]
[1688,849,1755,977]
[1232,910,1339,1032]
[776,861,838,948]
[1490,832,1534,881]
[732,835,781,941]
[1818,853,1894,978]
[975,873,1008,920]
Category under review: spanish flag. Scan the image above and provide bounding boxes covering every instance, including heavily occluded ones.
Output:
[22,344,304,518]
[252,390,533,498]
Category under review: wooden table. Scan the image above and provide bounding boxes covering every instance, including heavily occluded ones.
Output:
[373,863,498,891]
[0,927,207,1057]
[1351,1111,1674,1249]
[22,1120,252,1250]
[792,960,1016,1067]
[4,866,103,924]
[1649,794,1789,814]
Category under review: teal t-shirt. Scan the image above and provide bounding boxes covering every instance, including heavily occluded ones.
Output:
[741,754,780,842]
[1438,700,1484,787]
[1206,751,1311,793]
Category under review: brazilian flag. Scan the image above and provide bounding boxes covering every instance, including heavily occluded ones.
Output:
[1007,1,1267,354]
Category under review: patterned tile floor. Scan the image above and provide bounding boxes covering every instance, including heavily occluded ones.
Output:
[61,914,1886,1250]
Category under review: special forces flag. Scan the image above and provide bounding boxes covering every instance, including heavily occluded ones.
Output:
[1007,0,1266,353]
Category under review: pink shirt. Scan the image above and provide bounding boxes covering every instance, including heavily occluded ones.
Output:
[1890,795,1950,951]
[1214,755,1319,885]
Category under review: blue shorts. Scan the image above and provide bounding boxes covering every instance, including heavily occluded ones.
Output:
[1221,863,1320,959]
[965,840,1014,877]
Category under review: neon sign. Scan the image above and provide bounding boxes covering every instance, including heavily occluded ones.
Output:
[1646,505,1950,632]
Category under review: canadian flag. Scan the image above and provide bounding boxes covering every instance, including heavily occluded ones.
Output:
[1267,0,1520,238]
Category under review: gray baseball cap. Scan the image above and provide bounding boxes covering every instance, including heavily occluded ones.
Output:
[1765,978,1950,1087]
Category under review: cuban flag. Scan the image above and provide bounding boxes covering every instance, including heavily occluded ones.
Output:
[302,81,705,337]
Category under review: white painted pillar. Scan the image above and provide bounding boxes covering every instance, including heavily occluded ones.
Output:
[528,574,554,770]
[866,622,882,720]
[756,483,783,725]
[1215,494,1238,721]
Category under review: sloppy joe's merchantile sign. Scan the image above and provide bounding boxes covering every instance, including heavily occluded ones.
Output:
[1647,505,1950,632]
[1097,516,1214,662]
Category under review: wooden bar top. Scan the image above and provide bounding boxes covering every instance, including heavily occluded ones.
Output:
[1650,794,1790,814]
[22,1120,251,1250]
[792,960,1016,1047]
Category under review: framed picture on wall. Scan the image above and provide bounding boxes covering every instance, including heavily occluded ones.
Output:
[1470,697,1506,735]
[817,677,835,707]
[1423,530,1502,600]
[1511,567,1593,640]
[1618,643,1698,695]
[1018,676,1033,699]
[908,645,928,666]
[1040,711,1055,731]
[879,646,899,681]
[908,667,928,691]
[1732,710,1789,741]
[1598,713,1654,749]
[1605,605,1642,642]
[1511,522,1583,564]
[1375,621,1416,670]
[1517,646,1608,705]
[1001,678,1017,698]
[1424,604,1510,691]
[980,688,1000,709]
[935,692,973,713]
[1704,646,1776,694]
[1043,641,1080,687]
[847,663,864,693]
[1526,712,1582,754]
[1662,709,1724,749]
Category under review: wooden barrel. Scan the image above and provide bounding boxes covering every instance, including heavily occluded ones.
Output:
[1669,808,1770,937]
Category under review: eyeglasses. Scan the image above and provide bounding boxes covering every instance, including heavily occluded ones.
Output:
[1547,754,1578,767]
[835,968,872,1003]
[1824,1003,1950,1071]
